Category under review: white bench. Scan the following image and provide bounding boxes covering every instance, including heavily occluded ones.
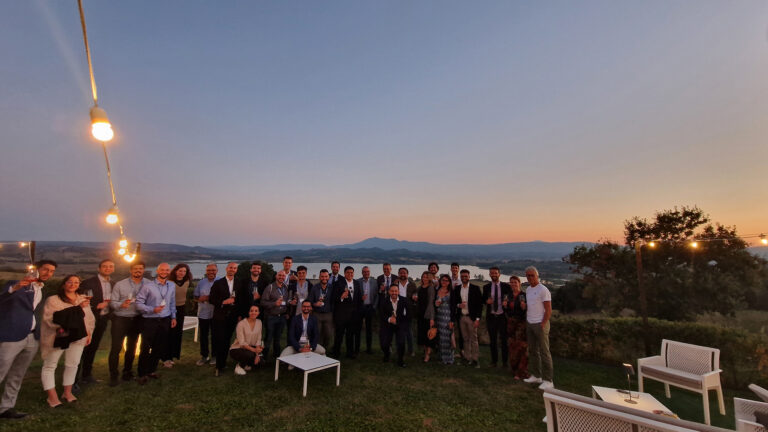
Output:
[734,394,768,432]
[638,339,725,425]
[543,388,732,432]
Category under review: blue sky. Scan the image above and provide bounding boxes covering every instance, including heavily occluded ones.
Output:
[2,1,767,246]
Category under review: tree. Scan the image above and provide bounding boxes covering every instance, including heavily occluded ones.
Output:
[235,260,275,285]
[566,206,768,320]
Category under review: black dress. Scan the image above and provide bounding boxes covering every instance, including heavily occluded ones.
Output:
[416,285,436,348]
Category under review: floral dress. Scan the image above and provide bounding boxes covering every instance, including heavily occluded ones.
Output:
[436,292,454,364]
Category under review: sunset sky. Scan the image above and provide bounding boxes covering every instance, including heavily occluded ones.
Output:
[1,1,767,247]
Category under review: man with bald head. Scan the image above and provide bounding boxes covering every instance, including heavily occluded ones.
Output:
[262,270,291,360]
[209,262,240,376]
[135,263,177,385]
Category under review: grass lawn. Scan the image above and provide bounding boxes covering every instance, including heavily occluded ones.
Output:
[4,328,749,431]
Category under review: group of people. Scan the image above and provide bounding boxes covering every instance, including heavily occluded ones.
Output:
[0,257,553,421]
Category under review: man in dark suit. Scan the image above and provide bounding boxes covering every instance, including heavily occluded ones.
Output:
[280,300,326,356]
[453,269,483,367]
[331,266,362,359]
[209,262,239,376]
[482,266,511,367]
[77,259,115,385]
[235,261,267,320]
[397,267,418,356]
[379,285,409,367]
[376,263,396,305]
[356,266,378,354]
[0,259,57,419]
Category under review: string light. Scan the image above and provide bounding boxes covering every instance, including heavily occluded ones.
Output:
[690,241,698,249]
[761,234,767,246]
[648,241,656,248]
[77,0,140,263]
[19,242,27,248]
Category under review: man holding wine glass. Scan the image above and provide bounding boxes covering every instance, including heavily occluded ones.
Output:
[0,259,57,419]
[134,263,177,385]
[308,269,334,350]
[108,261,149,386]
[77,259,115,386]
[281,300,325,359]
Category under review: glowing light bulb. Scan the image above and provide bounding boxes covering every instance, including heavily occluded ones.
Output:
[119,238,128,248]
[690,241,698,249]
[118,248,126,256]
[761,235,767,245]
[90,106,114,142]
[648,241,656,248]
[123,254,135,262]
[19,242,27,247]
[105,206,119,225]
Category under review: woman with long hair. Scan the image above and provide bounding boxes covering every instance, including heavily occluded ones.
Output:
[429,275,455,365]
[505,275,529,380]
[416,271,436,362]
[40,275,95,407]
[164,263,192,367]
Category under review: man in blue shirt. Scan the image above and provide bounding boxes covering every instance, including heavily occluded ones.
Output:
[193,263,218,366]
[0,260,57,419]
[108,261,150,386]
[135,263,177,385]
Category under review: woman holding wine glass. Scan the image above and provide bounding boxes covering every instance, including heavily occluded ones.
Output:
[416,272,436,362]
[40,275,95,407]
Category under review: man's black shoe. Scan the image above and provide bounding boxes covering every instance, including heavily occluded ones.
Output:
[0,409,27,419]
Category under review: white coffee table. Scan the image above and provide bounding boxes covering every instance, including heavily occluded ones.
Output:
[592,385,677,418]
[275,352,340,397]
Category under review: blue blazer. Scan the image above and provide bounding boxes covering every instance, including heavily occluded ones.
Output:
[0,281,42,342]
[288,314,320,351]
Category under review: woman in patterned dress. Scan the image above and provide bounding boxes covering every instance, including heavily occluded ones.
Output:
[432,275,455,364]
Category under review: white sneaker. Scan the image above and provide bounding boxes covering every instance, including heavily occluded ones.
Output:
[523,376,542,384]
[234,365,246,376]
[538,380,554,390]
[196,357,209,366]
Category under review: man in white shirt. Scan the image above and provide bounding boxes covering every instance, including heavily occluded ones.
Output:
[522,266,554,390]
[78,259,115,385]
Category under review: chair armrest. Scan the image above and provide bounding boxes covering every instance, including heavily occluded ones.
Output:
[750,384,768,403]
[735,397,768,421]
[637,355,663,367]
[702,369,723,378]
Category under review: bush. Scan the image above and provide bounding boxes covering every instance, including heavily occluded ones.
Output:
[551,316,768,389]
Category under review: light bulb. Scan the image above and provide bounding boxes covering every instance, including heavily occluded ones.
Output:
[123,254,135,262]
[119,238,128,248]
[648,241,656,248]
[762,238,768,245]
[19,242,27,247]
[690,241,698,249]
[105,206,119,225]
[118,248,126,256]
[91,122,114,142]
[90,106,114,142]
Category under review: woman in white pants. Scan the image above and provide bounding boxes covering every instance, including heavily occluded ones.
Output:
[40,275,94,407]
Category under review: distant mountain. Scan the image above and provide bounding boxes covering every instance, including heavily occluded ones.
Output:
[750,246,768,259]
[209,244,328,252]
[335,237,591,260]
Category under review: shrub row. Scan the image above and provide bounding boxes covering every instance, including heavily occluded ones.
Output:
[550,316,768,389]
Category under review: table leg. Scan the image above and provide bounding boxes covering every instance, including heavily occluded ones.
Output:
[194,324,199,342]
[303,371,308,397]
[275,359,280,381]
[336,364,340,386]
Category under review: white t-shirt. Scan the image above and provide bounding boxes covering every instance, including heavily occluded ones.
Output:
[526,283,551,324]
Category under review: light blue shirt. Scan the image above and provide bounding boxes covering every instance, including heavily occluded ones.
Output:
[110,277,151,317]
[193,277,217,320]
[135,278,176,319]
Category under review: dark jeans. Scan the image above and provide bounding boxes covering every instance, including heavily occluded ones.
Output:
[79,312,110,379]
[109,315,140,378]
[333,314,357,357]
[381,322,406,364]
[265,315,286,360]
[138,317,170,377]
[164,306,185,360]
[487,313,508,365]
[229,347,262,368]
[212,315,237,371]
[198,318,212,358]
[357,305,376,352]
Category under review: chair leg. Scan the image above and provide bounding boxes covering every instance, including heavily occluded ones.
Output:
[664,383,671,398]
[638,375,644,392]
[702,390,711,425]
[716,386,725,415]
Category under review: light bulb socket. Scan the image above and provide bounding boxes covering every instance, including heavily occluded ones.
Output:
[90,106,110,124]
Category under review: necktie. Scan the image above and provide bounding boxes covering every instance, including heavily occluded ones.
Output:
[493,283,499,313]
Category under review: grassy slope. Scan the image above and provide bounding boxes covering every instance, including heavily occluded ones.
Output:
[6,329,745,431]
